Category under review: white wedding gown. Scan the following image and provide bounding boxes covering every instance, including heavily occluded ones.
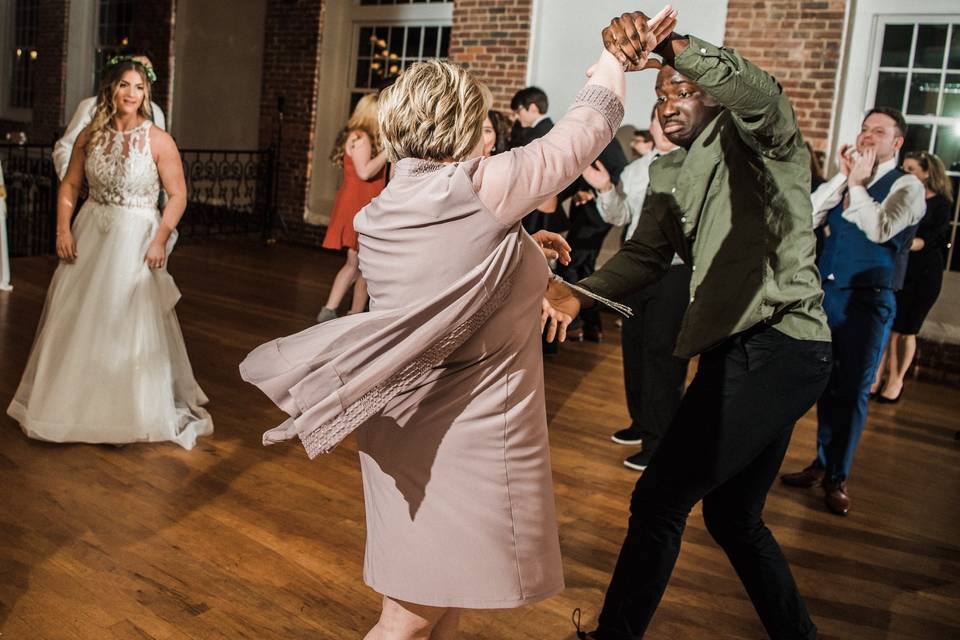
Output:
[7,121,213,449]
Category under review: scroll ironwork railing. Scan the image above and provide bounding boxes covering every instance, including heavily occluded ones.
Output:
[0,144,275,257]
[0,144,57,257]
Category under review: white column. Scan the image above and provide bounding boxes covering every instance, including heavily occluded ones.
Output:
[0,161,12,291]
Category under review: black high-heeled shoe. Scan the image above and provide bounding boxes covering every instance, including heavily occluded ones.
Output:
[572,608,599,639]
[875,390,902,404]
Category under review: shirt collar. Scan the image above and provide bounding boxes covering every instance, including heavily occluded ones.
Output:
[869,156,899,187]
[531,115,550,128]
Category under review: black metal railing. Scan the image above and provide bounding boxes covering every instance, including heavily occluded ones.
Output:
[0,144,57,257]
[0,144,275,257]
[178,148,274,240]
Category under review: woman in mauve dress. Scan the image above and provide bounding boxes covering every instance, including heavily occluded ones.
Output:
[241,46,627,638]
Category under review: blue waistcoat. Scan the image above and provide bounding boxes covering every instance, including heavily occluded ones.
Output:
[818,168,915,289]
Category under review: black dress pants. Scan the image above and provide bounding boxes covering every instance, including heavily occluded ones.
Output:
[596,325,831,640]
[621,264,691,450]
[558,248,602,334]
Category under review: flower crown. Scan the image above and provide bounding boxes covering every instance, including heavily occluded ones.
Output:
[105,55,157,83]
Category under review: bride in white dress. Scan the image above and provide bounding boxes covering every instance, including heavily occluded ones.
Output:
[7,58,212,449]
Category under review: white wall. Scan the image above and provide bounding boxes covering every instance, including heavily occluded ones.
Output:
[306,0,354,225]
[171,0,266,149]
[527,0,730,133]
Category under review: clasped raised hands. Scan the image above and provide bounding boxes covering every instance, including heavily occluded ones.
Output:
[602,5,679,72]
[840,145,877,188]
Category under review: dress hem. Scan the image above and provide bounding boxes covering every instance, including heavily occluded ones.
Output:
[7,399,212,451]
[364,579,564,610]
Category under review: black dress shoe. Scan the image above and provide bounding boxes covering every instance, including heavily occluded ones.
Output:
[780,464,825,488]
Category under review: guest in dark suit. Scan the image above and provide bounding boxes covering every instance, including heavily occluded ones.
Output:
[583,107,688,470]
[510,87,565,234]
[557,137,627,342]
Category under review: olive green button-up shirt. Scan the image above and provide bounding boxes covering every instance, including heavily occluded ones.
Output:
[579,35,830,358]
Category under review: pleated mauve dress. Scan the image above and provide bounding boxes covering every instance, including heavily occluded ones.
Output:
[350,84,623,608]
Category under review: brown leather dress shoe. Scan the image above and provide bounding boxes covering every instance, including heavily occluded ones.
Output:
[823,481,851,515]
[780,464,825,488]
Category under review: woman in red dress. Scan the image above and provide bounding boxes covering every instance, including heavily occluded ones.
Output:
[317,93,387,322]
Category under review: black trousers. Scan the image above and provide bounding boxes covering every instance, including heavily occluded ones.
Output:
[596,326,831,640]
[558,248,602,334]
[621,264,691,450]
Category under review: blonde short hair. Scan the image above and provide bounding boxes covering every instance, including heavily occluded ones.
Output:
[378,59,491,162]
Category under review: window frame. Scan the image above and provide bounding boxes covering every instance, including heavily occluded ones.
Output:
[0,0,36,122]
[865,14,960,271]
[347,0,453,109]
[348,21,452,108]
[93,0,135,93]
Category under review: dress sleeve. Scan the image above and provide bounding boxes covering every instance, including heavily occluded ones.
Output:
[53,98,95,181]
[152,103,167,131]
[472,84,623,226]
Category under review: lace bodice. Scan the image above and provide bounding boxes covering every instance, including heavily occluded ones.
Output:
[85,121,161,209]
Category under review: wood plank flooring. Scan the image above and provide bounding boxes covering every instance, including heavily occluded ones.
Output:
[1,240,958,639]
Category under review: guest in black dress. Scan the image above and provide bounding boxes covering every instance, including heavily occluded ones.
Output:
[873,151,953,403]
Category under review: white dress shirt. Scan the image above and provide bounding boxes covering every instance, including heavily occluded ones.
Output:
[811,156,926,243]
[596,148,684,265]
[53,96,166,180]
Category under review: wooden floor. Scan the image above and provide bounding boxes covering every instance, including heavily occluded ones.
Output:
[1,240,958,640]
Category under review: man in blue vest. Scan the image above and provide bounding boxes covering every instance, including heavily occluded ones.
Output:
[781,107,926,515]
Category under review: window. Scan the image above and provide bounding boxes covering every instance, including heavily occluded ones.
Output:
[871,18,960,270]
[350,23,451,111]
[9,0,38,109]
[94,0,134,90]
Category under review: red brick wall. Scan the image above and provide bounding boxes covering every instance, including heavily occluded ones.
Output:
[32,0,70,143]
[724,0,846,152]
[448,0,533,112]
[257,0,326,243]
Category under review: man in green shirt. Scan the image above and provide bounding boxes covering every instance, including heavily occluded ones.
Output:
[557,11,832,640]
